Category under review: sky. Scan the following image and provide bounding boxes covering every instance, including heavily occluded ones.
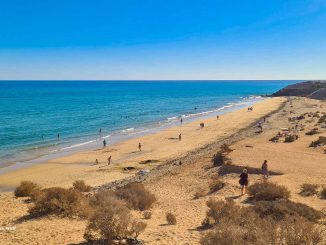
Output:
[0,0,326,80]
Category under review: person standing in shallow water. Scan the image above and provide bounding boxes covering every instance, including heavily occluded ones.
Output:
[261,160,269,179]
[103,139,106,148]
[180,118,183,125]
[239,169,249,195]
[57,133,60,141]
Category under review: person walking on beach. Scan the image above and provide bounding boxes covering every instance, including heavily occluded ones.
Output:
[103,139,106,148]
[239,169,249,195]
[261,160,269,179]
[108,155,111,165]
[138,142,142,152]
[179,133,182,141]
[95,158,99,165]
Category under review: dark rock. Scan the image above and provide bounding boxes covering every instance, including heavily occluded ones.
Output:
[272,81,326,100]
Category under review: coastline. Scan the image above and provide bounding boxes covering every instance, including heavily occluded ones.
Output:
[0,95,264,172]
[0,97,286,191]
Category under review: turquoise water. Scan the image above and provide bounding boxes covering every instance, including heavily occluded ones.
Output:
[0,80,295,166]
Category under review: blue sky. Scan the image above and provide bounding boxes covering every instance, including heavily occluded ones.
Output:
[0,0,326,80]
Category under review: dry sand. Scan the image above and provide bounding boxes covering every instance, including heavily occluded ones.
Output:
[1,97,326,244]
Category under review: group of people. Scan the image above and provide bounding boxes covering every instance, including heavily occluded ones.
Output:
[239,160,269,195]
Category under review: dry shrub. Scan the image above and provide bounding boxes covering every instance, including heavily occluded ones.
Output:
[14,181,41,199]
[72,180,92,192]
[212,151,231,166]
[143,211,152,219]
[253,200,321,222]
[166,212,177,225]
[278,216,324,245]
[194,188,207,199]
[305,128,319,135]
[284,135,298,143]
[300,183,319,196]
[220,143,233,154]
[29,187,91,218]
[130,220,147,238]
[209,178,225,194]
[201,199,324,245]
[248,181,290,201]
[84,196,133,242]
[115,183,156,211]
[321,187,326,199]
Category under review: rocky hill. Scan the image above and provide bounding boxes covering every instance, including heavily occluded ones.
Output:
[272,80,326,100]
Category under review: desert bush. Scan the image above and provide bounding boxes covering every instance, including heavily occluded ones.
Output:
[14,181,41,199]
[284,135,298,143]
[84,196,133,242]
[269,135,280,142]
[130,220,147,238]
[166,212,177,225]
[209,178,225,194]
[278,216,324,245]
[194,188,207,199]
[305,128,319,135]
[89,189,116,207]
[220,143,233,154]
[321,187,326,199]
[248,181,290,201]
[203,199,240,227]
[115,183,156,211]
[201,199,324,245]
[253,200,321,222]
[72,180,92,192]
[300,183,319,196]
[143,211,152,219]
[29,187,91,218]
[212,151,231,166]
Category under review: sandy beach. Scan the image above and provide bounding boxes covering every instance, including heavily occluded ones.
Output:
[1,96,326,244]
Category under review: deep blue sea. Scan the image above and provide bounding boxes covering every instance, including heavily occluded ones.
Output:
[0,80,296,167]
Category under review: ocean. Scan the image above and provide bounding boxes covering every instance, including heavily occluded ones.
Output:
[0,80,296,167]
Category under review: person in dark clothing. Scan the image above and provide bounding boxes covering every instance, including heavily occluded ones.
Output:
[138,142,142,152]
[261,160,269,179]
[179,133,182,141]
[103,139,106,148]
[239,169,249,195]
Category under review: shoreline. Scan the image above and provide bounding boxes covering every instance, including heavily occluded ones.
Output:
[0,96,264,174]
[0,97,286,191]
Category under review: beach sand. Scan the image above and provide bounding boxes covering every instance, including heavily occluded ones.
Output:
[1,96,326,244]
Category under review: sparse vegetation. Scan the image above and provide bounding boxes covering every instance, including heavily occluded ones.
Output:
[14,181,42,199]
[284,134,298,143]
[166,212,177,225]
[84,196,134,243]
[209,178,225,194]
[194,188,207,199]
[115,183,156,211]
[300,183,319,196]
[201,199,324,245]
[143,211,152,219]
[72,180,92,192]
[321,187,326,199]
[305,128,319,135]
[29,187,91,218]
[253,200,321,222]
[211,151,230,166]
[220,143,233,154]
[248,181,290,201]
